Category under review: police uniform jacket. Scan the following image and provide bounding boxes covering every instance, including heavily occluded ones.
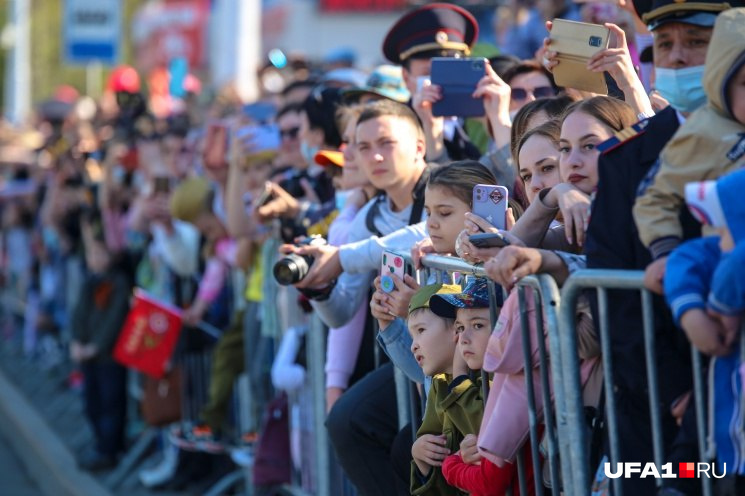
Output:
[585,105,699,402]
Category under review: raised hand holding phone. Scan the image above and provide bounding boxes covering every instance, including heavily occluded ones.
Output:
[371,276,397,327]
[586,23,654,116]
[384,274,420,319]
[412,76,446,160]
[473,63,512,149]
[431,57,487,117]
[547,19,611,94]
[380,250,409,293]
[471,184,509,230]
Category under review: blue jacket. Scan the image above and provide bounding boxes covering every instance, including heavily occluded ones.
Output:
[664,236,721,325]
[377,318,425,384]
[712,351,745,475]
[708,172,745,475]
[666,241,745,476]
[709,245,745,316]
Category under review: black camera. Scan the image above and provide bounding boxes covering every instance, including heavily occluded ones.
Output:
[273,236,326,286]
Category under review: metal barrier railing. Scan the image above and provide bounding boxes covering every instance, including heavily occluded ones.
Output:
[514,276,564,496]
[559,269,715,496]
[226,258,730,496]
[418,255,566,496]
[308,313,330,496]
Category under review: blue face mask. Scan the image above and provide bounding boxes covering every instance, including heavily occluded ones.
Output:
[335,190,352,210]
[300,142,320,166]
[655,65,707,113]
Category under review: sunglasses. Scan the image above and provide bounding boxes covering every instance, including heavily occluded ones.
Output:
[279,127,300,140]
[511,86,555,101]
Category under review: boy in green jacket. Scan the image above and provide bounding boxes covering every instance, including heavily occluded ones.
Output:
[410,278,493,495]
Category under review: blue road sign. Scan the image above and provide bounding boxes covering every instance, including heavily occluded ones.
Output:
[63,0,121,66]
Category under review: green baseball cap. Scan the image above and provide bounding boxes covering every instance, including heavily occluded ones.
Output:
[408,283,461,315]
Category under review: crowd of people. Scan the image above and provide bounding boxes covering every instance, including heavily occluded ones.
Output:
[0,0,744,494]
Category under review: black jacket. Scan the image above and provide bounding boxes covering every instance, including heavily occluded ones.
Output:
[585,106,698,398]
[580,105,705,494]
[443,122,481,162]
[71,270,131,360]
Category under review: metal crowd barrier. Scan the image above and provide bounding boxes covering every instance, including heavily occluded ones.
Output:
[308,312,331,496]
[258,257,734,496]
[514,276,564,496]
[558,269,716,496]
[419,255,566,496]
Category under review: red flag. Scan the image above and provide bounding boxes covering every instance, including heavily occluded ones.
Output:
[113,289,183,378]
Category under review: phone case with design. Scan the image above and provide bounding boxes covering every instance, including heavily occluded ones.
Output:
[472,184,509,230]
[381,251,407,293]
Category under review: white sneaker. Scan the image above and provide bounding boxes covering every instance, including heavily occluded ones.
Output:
[139,442,179,487]
[230,447,254,468]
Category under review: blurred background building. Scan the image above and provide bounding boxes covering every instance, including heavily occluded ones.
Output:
[0,0,502,123]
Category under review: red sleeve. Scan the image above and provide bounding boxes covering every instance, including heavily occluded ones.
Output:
[441,453,516,496]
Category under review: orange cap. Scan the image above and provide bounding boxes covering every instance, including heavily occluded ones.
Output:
[314,150,344,167]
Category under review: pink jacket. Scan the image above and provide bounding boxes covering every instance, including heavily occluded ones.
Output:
[325,202,366,390]
[478,288,600,466]
[196,238,237,304]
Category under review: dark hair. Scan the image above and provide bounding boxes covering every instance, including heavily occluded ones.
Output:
[516,119,562,170]
[302,86,343,148]
[281,79,319,97]
[277,102,304,120]
[502,60,557,90]
[356,99,424,139]
[335,104,364,134]
[561,96,636,134]
[428,160,526,219]
[427,160,496,208]
[488,54,520,78]
[510,94,577,160]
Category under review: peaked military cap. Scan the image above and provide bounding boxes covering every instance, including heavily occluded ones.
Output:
[633,0,738,30]
[382,3,478,65]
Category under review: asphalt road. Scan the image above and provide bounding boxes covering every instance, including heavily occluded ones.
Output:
[0,429,42,496]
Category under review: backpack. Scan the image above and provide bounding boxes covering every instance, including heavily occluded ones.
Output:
[253,393,291,486]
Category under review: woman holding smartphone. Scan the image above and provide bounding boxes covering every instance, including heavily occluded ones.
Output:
[483,96,637,287]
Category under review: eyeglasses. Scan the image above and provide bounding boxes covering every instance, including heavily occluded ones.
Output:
[279,127,300,140]
[511,86,555,101]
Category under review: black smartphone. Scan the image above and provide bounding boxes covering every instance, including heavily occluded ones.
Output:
[468,232,511,248]
[431,57,486,118]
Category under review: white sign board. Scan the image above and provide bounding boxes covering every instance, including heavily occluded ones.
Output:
[64,0,121,65]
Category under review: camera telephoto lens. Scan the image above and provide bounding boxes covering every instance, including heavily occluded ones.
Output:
[273,254,312,286]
